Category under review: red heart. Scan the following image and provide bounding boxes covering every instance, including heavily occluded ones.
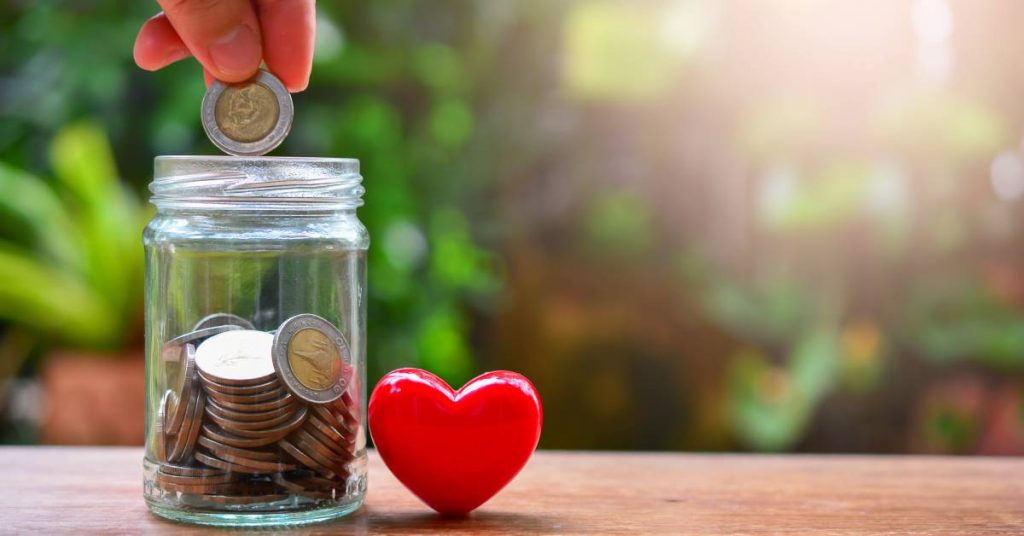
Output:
[368,368,543,515]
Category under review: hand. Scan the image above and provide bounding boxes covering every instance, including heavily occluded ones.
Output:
[133,0,315,92]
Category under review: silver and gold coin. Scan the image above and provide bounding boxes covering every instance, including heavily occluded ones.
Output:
[152,312,361,503]
[201,69,293,156]
[272,314,350,404]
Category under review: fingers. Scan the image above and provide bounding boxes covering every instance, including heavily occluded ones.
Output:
[254,0,316,92]
[156,0,263,83]
[134,13,191,71]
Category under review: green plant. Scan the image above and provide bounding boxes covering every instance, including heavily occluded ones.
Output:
[0,121,146,356]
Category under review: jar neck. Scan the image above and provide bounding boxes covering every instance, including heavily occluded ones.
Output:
[150,156,363,212]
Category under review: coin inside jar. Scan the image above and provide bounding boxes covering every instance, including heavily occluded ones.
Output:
[273,314,351,404]
[195,330,276,385]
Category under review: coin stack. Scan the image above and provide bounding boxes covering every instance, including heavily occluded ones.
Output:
[153,313,359,505]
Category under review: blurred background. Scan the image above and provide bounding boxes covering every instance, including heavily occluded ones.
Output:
[2,0,1024,455]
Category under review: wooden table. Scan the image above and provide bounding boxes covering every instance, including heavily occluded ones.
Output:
[2,448,1023,534]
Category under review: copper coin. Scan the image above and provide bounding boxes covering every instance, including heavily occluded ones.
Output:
[289,433,349,475]
[293,428,353,463]
[206,397,299,422]
[167,376,203,462]
[215,406,307,439]
[156,471,237,486]
[158,463,225,478]
[200,448,297,473]
[155,391,172,462]
[194,451,290,475]
[310,406,355,441]
[194,313,255,331]
[200,373,282,395]
[278,438,337,479]
[212,392,296,413]
[301,420,353,459]
[196,435,283,463]
[201,423,292,449]
[180,393,205,462]
[202,384,287,405]
[157,480,243,495]
[163,344,198,435]
[204,404,300,433]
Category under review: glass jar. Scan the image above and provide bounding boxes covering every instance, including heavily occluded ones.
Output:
[142,156,369,526]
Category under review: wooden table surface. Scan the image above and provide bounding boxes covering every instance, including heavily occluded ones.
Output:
[1,447,1023,534]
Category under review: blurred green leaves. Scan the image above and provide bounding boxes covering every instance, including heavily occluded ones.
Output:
[0,121,145,349]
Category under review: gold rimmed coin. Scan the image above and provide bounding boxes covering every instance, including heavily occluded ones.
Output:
[202,70,293,157]
[273,314,351,404]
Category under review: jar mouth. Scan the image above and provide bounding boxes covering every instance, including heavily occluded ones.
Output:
[151,156,363,211]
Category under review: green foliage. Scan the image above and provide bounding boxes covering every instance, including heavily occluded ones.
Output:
[0,122,146,349]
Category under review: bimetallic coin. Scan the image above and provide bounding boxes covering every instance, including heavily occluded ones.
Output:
[273,314,350,404]
[195,330,276,385]
[194,313,256,332]
[201,70,293,157]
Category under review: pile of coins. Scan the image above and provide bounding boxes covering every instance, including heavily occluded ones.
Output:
[153,313,359,505]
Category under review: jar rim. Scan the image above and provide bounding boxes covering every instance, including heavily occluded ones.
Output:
[151,155,363,211]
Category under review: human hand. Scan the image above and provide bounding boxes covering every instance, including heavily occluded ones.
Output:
[133,0,315,92]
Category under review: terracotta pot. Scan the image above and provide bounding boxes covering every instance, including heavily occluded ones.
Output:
[40,349,145,445]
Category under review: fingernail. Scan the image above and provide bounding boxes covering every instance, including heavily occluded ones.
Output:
[209,25,261,80]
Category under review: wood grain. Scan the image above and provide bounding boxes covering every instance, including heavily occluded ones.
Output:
[0,448,1022,534]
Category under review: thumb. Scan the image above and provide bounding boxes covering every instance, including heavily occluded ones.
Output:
[157,0,263,83]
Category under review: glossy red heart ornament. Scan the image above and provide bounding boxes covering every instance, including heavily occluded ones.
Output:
[368,368,543,515]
